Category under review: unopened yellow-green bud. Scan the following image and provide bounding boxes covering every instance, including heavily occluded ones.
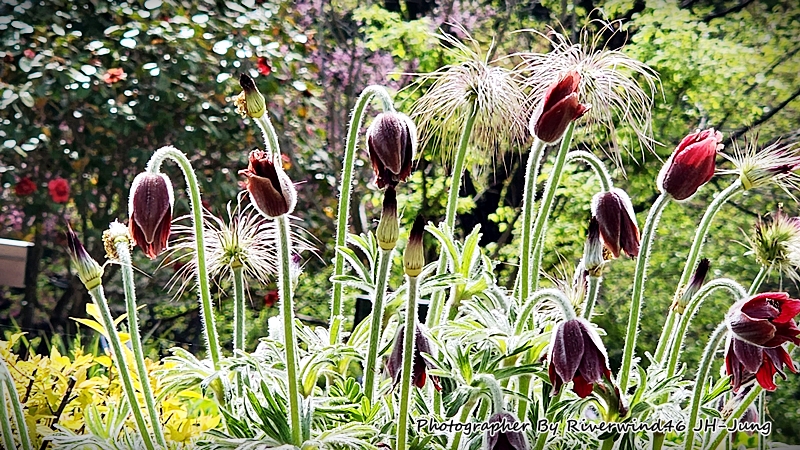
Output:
[376,187,399,250]
[404,216,425,277]
[66,225,103,291]
[238,73,266,119]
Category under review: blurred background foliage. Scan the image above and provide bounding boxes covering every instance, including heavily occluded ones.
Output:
[1,0,799,442]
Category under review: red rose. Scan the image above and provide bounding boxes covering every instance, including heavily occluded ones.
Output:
[14,177,37,196]
[48,177,70,203]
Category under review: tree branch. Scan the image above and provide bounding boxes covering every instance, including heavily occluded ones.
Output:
[703,0,756,22]
[724,85,800,145]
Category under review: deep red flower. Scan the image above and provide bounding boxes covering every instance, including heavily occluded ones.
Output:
[548,318,612,398]
[129,172,174,259]
[591,188,640,258]
[264,290,279,308]
[657,128,721,201]
[386,324,441,391]
[257,56,271,76]
[726,292,800,348]
[239,150,296,218]
[725,336,797,392]
[14,177,37,196]
[531,71,590,143]
[48,177,70,203]
[366,112,417,189]
[103,67,127,84]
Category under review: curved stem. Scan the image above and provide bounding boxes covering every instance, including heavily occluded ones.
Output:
[667,278,747,377]
[515,288,576,335]
[709,385,763,450]
[529,122,576,292]
[276,215,302,445]
[396,276,419,450]
[364,248,394,402]
[449,398,477,450]
[748,265,769,296]
[618,193,671,393]
[255,114,281,158]
[330,86,394,345]
[684,322,728,450]
[89,285,156,450]
[583,276,602,320]
[426,101,478,328]
[147,146,221,368]
[533,391,562,450]
[566,150,613,192]
[117,242,166,447]
[518,138,547,304]
[655,180,743,363]
[475,374,504,415]
[0,359,32,450]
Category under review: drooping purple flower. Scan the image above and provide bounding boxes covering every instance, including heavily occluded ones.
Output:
[530,71,590,144]
[591,188,640,258]
[725,335,797,392]
[366,112,417,189]
[548,318,611,398]
[239,150,297,219]
[726,292,800,347]
[386,324,440,391]
[129,172,174,259]
[484,411,529,450]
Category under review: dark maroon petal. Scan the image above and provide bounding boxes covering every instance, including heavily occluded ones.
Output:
[754,352,780,391]
[541,71,580,112]
[552,320,584,384]
[485,412,528,450]
[741,295,781,320]
[386,327,404,385]
[619,211,641,257]
[594,193,623,258]
[732,338,764,373]
[548,361,564,396]
[534,93,587,143]
[729,312,777,346]
[578,333,605,384]
[572,373,594,398]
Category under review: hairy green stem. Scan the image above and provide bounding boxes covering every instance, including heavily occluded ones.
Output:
[276,215,302,445]
[667,278,747,378]
[533,391,562,450]
[684,322,727,450]
[89,285,156,450]
[748,265,769,296]
[529,122,576,293]
[710,384,764,450]
[0,359,32,450]
[117,242,166,447]
[583,276,602,319]
[475,374,505,415]
[330,86,394,345]
[396,276,419,450]
[758,391,767,450]
[449,398,477,450]
[426,101,478,327]
[147,146,221,369]
[566,150,613,192]
[618,193,671,394]
[364,248,394,402]
[233,264,246,397]
[518,138,547,305]
[655,180,743,363]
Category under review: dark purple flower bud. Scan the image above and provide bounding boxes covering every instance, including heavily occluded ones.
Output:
[591,188,640,258]
[129,172,174,259]
[239,149,297,218]
[726,292,800,347]
[548,318,611,398]
[404,215,425,277]
[530,71,590,144]
[725,335,797,392]
[657,128,721,200]
[366,112,417,188]
[672,259,710,314]
[386,324,441,391]
[484,411,529,450]
[65,225,103,290]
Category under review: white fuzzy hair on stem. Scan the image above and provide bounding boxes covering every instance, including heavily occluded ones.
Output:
[408,23,529,165]
[164,192,314,300]
[516,20,660,168]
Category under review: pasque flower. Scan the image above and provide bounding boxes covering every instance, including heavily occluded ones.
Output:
[239,149,297,219]
[725,335,797,392]
[672,258,710,314]
[591,188,640,258]
[14,176,37,196]
[483,411,529,450]
[65,225,103,290]
[747,210,800,281]
[726,292,800,347]
[366,112,417,189]
[530,70,590,144]
[548,318,612,398]
[129,172,174,259]
[48,177,70,203]
[656,128,721,200]
[386,324,441,391]
[236,73,266,119]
